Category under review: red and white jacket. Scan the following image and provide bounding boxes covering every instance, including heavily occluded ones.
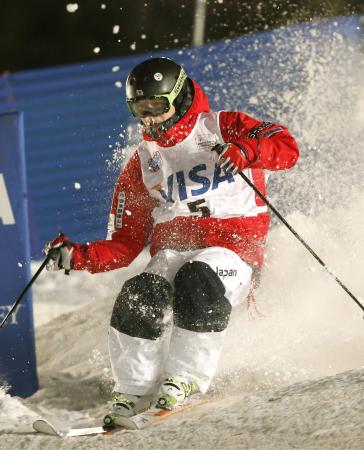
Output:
[72,80,299,273]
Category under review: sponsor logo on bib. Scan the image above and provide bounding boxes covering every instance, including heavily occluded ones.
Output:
[154,163,234,202]
[148,151,163,172]
[195,134,219,151]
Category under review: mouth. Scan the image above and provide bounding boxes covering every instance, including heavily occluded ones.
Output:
[143,116,156,127]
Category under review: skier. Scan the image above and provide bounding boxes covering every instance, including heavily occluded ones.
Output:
[45,57,299,419]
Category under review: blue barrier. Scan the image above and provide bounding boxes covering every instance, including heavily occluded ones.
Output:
[0,16,362,258]
[0,112,38,397]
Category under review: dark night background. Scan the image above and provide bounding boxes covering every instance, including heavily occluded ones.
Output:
[1,0,363,73]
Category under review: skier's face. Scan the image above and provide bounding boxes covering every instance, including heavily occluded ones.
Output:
[140,104,176,126]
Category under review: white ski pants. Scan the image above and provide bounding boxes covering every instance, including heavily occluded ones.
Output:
[109,246,252,395]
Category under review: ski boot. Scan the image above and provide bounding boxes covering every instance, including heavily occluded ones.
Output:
[103,392,153,427]
[155,376,199,410]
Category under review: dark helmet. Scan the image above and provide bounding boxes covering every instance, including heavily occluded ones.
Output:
[125,57,187,117]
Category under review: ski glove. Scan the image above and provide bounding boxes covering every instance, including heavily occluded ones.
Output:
[212,143,251,175]
[44,233,74,275]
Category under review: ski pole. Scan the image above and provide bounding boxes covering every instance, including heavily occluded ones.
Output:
[0,255,50,330]
[236,169,364,314]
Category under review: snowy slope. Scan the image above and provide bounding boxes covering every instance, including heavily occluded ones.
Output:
[1,199,364,448]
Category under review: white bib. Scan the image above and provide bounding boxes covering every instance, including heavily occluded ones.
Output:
[138,111,267,224]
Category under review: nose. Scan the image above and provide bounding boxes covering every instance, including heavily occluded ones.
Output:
[140,112,153,119]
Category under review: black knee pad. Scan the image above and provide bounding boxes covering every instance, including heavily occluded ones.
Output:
[173,261,232,333]
[110,272,172,340]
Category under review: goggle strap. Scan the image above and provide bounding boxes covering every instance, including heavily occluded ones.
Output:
[170,67,187,102]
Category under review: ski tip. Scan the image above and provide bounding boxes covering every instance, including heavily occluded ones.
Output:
[33,419,63,437]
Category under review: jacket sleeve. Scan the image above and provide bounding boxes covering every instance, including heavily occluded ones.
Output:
[219,111,299,170]
[72,152,158,273]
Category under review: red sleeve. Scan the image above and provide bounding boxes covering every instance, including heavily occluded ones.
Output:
[72,152,158,273]
[219,111,299,170]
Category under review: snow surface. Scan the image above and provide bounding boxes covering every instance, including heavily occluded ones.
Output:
[1,20,364,449]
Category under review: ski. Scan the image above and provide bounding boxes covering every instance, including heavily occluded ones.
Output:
[104,400,208,430]
[33,400,208,437]
[33,419,112,437]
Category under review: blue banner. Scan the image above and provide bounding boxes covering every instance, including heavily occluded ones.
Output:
[0,112,38,397]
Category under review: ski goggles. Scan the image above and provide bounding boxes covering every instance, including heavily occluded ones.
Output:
[127,96,171,118]
[126,66,187,118]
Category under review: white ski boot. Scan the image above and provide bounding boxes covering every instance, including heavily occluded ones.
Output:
[156,376,199,410]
